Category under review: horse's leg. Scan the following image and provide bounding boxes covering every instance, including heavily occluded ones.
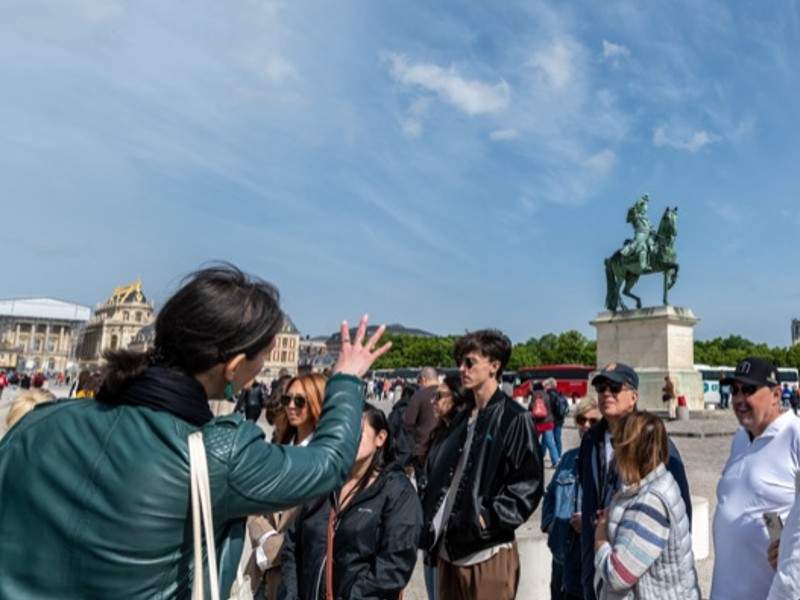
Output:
[622,275,641,309]
[664,264,679,305]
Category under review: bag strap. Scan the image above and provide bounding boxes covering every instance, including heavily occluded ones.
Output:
[190,431,221,600]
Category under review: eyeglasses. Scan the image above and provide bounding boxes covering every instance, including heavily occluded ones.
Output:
[576,416,600,426]
[731,383,763,397]
[460,356,479,369]
[280,394,307,409]
[594,382,624,395]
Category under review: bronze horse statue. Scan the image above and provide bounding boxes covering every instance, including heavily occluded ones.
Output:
[604,207,679,312]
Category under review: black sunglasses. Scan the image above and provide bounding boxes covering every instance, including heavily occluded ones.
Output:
[576,416,600,426]
[460,357,478,369]
[731,383,763,397]
[594,382,624,395]
[280,394,307,409]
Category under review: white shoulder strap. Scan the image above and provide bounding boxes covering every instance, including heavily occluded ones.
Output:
[189,431,221,600]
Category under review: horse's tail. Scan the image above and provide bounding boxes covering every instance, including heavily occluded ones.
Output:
[604,256,619,311]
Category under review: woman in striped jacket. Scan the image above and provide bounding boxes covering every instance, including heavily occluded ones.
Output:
[593,412,701,600]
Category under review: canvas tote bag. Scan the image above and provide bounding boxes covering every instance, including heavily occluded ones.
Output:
[189,431,253,600]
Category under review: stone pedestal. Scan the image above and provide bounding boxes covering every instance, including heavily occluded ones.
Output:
[591,306,704,411]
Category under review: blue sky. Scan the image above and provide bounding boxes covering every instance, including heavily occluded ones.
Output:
[3,1,800,345]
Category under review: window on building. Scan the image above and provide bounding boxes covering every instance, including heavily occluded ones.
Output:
[289,338,295,349]
[34,338,43,352]
[281,351,287,362]
[272,351,279,361]
[123,311,130,322]
[110,335,118,351]
[282,337,288,348]
[289,351,294,361]
[135,311,142,322]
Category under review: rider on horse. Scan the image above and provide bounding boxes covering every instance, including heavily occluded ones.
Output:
[621,194,654,271]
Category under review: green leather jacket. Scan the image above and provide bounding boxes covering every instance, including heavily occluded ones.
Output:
[0,373,365,599]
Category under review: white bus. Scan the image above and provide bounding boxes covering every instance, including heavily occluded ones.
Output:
[695,364,800,406]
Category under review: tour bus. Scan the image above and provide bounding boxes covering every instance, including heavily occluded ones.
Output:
[695,364,799,405]
[512,364,595,400]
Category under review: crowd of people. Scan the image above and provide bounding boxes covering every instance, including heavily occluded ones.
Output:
[0,263,799,599]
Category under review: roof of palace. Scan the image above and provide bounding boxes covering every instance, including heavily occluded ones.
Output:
[0,297,92,322]
[104,280,149,306]
[281,314,299,335]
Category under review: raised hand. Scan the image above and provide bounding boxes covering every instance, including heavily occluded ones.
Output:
[332,315,392,378]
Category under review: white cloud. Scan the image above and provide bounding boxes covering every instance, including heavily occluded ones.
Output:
[602,40,630,64]
[520,196,540,215]
[401,118,422,138]
[388,54,510,115]
[530,40,575,89]
[490,128,519,141]
[653,125,719,152]
[264,55,298,84]
[584,149,616,173]
[708,201,743,224]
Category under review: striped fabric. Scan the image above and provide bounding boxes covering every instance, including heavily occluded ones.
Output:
[596,494,670,589]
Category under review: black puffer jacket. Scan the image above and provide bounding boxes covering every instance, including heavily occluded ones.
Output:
[419,388,543,561]
[279,465,422,600]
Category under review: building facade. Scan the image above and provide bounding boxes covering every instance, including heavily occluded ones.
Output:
[260,315,300,380]
[76,281,155,366]
[0,298,91,372]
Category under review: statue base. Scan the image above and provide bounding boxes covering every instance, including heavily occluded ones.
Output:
[590,306,704,411]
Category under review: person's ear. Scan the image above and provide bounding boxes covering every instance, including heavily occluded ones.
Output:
[223,353,248,386]
[375,428,388,448]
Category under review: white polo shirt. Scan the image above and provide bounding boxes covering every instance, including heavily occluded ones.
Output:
[711,411,800,600]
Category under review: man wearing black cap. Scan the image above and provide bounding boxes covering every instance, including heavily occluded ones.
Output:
[578,362,692,600]
[710,357,800,600]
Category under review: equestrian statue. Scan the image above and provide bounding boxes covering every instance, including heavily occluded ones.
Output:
[604,194,679,312]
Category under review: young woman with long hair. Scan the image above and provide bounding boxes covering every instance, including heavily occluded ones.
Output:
[280,403,423,599]
[0,264,390,599]
[593,412,700,599]
[247,372,327,600]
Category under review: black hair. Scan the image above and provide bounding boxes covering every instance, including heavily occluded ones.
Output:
[427,373,471,449]
[453,329,512,381]
[98,263,282,399]
[345,403,395,502]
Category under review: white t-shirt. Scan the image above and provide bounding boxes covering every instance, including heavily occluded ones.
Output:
[711,411,800,600]
[767,471,800,600]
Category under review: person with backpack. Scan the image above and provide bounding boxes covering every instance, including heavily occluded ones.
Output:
[545,378,568,458]
[532,381,560,468]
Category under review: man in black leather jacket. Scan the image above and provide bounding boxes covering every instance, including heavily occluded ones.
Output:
[419,329,543,600]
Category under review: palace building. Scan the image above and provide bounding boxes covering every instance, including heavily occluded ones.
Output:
[0,297,91,372]
[76,281,155,366]
[260,315,300,380]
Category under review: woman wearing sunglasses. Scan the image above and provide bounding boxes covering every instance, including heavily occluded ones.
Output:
[279,403,423,600]
[542,397,601,600]
[418,373,471,600]
[247,373,326,599]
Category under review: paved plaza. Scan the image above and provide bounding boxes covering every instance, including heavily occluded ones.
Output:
[1,385,791,599]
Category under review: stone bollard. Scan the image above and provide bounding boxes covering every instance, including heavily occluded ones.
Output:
[677,405,690,421]
[515,526,552,599]
[691,495,710,560]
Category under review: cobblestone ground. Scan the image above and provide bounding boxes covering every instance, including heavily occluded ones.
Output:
[2,387,793,599]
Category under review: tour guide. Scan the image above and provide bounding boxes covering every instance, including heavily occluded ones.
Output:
[710,357,800,600]
[0,265,391,599]
[419,329,543,600]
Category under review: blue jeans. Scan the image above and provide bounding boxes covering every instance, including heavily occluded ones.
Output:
[541,429,561,466]
[424,564,437,600]
[553,424,563,456]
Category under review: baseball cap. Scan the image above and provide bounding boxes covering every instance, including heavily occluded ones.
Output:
[591,362,639,390]
[721,357,780,387]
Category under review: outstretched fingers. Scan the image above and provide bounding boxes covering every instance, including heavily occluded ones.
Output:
[353,314,369,347]
[340,320,351,347]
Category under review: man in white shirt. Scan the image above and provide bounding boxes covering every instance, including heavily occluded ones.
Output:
[711,357,800,600]
[767,472,800,600]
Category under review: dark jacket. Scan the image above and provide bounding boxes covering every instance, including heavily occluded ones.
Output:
[387,391,414,468]
[403,385,439,467]
[279,466,422,600]
[0,373,364,599]
[419,388,543,561]
[578,417,692,600]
